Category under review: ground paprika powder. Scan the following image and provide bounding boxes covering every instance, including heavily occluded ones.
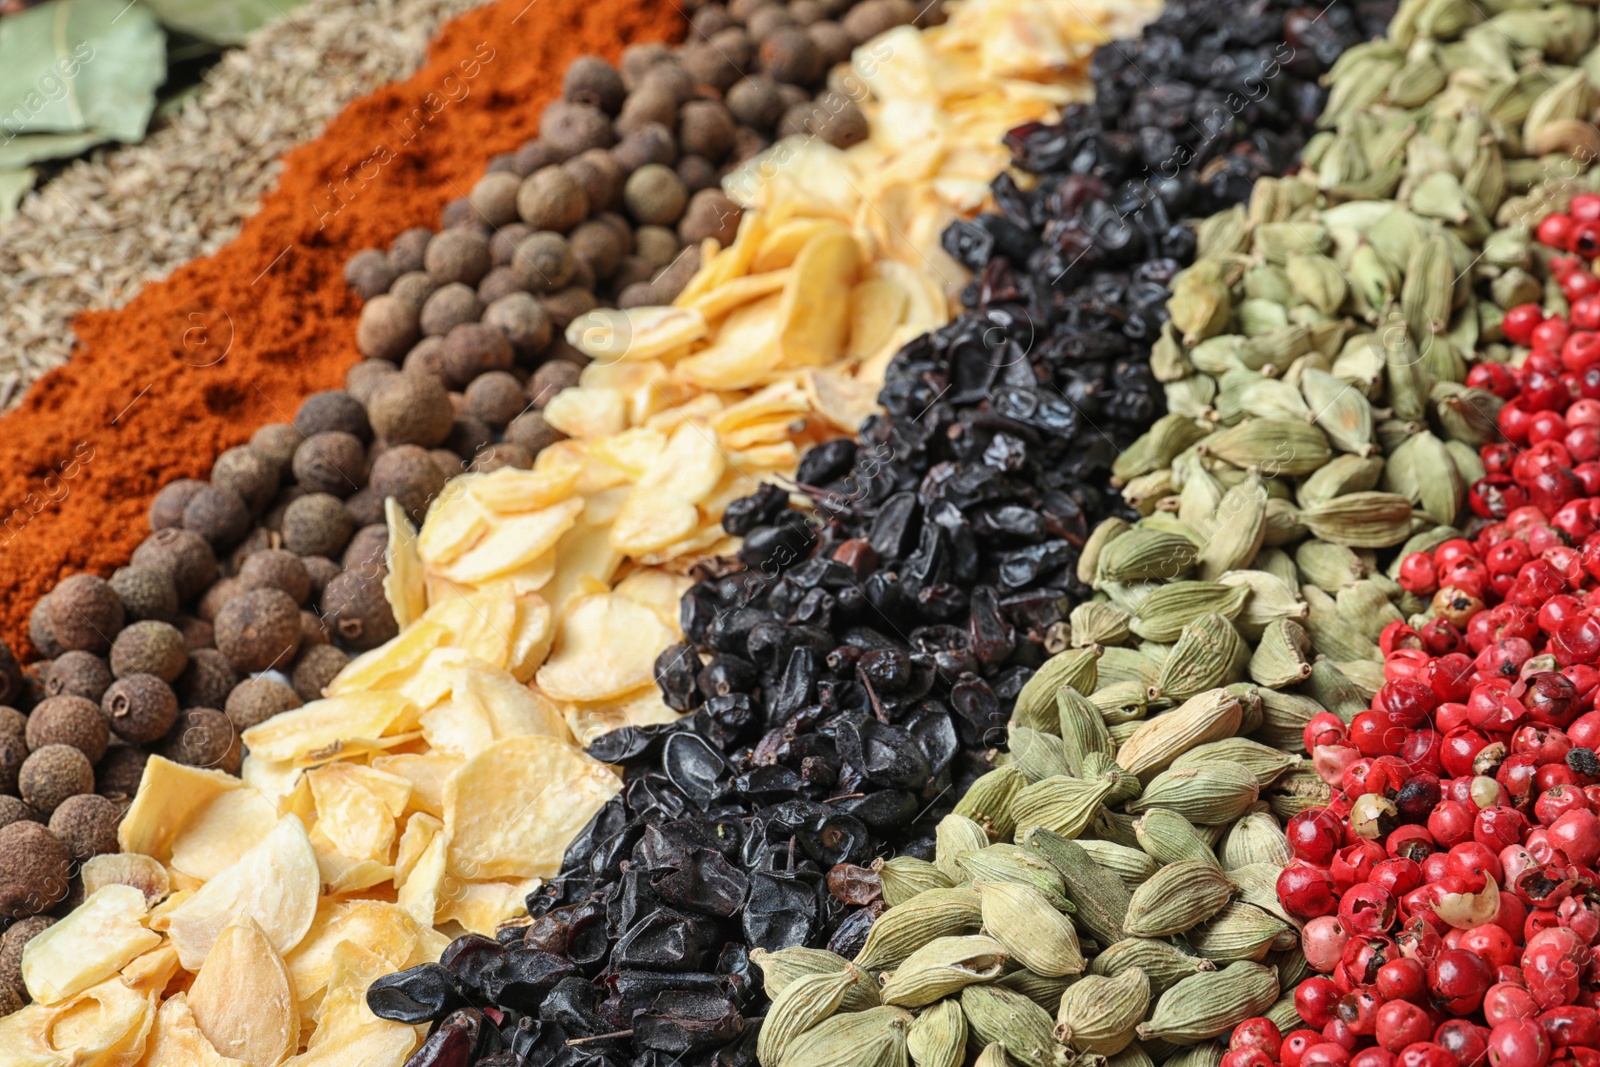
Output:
[0,0,682,654]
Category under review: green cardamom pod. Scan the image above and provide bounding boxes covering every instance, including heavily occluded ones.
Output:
[1187,901,1293,964]
[1058,687,1116,776]
[1076,839,1158,889]
[959,985,1073,1067]
[978,879,1085,978]
[935,814,992,880]
[777,1004,915,1067]
[1138,961,1280,1044]
[1091,938,1216,998]
[1152,614,1250,702]
[879,935,1008,1008]
[853,888,983,971]
[1056,968,1151,1055]
[1020,827,1129,948]
[1132,810,1218,870]
[875,857,956,908]
[1009,727,1074,785]
[997,969,1076,1012]
[1220,811,1293,872]
[1079,518,1132,585]
[1249,619,1313,688]
[1174,738,1300,788]
[1130,763,1261,826]
[1013,647,1101,735]
[906,999,965,1067]
[758,967,859,1066]
[1009,775,1118,843]
[1115,688,1243,781]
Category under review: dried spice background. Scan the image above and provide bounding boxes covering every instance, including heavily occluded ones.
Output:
[0,0,682,655]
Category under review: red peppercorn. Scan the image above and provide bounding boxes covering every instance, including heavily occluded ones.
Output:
[1539,215,1578,250]
[1486,1019,1551,1067]
[1430,947,1496,1014]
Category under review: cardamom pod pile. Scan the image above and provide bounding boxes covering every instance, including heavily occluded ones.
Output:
[751,680,1322,1067]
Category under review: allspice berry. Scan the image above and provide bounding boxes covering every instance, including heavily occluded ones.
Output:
[635,225,682,269]
[563,55,626,114]
[809,91,869,148]
[47,575,124,656]
[0,823,71,918]
[679,189,742,245]
[28,600,62,659]
[182,485,251,546]
[620,41,672,89]
[211,445,280,515]
[0,917,55,1004]
[176,648,238,710]
[478,267,529,305]
[281,494,355,558]
[541,287,597,330]
[424,229,492,286]
[842,0,916,40]
[680,40,741,92]
[131,528,218,603]
[443,323,515,386]
[505,411,567,456]
[540,100,616,158]
[389,270,441,310]
[250,423,304,472]
[528,360,582,408]
[760,27,824,85]
[291,645,349,703]
[357,295,420,361]
[161,709,240,773]
[342,525,390,573]
[809,20,854,66]
[175,615,214,652]
[238,550,312,605]
[517,167,589,233]
[292,431,368,497]
[43,652,112,705]
[485,293,554,357]
[569,220,625,280]
[48,794,121,863]
[677,154,719,195]
[404,336,450,382]
[468,172,523,229]
[295,390,371,441]
[513,139,559,177]
[470,444,534,472]
[369,444,448,522]
[615,85,679,137]
[96,746,149,803]
[679,101,737,162]
[102,674,179,745]
[747,5,795,40]
[343,249,397,300]
[346,360,400,407]
[320,570,398,652]
[24,696,108,764]
[215,588,302,674]
[370,374,455,448]
[612,123,678,171]
[0,709,27,796]
[109,565,177,626]
[0,796,35,830]
[197,576,244,624]
[566,148,624,213]
[18,745,93,816]
[149,479,206,531]
[465,372,526,429]
[512,232,577,292]
[727,75,786,129]
[301,610,330,647]
[225,677,302,733]
[419,282,484,337]
[109,621,189,683]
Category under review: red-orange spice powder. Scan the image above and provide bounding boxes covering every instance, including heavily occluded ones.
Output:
[0,0,683,655]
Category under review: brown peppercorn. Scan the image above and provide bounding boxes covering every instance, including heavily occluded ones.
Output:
[345,359,399,405]
[369,373,455,450]
[210,446,279,517]
[612,123,677,172]
[48,575,123,656]
[249,424,303,473]
[342,525,390,574]
[419,282,484,337]
[320,571,398,653]
[343,249,397,300]
[160,709,240,773]
[541,100,616,159]
[528,360,582,408]
[467,172,522,229]
[96,746,149,803]
[282,493,356,561]
[368,445,448,523]
[620,41,673,89]
[511,232,578,294]
[513,138,559,177]
[389,270,441,311]
[443,323,516,387]
[676,154,719,195]
[464,372,527,430]
[182,485,251,547]
[292,431,368,497]
[131,528,218,603]
[149,479,206,531]
[680,41,742,92]
[563,55,626,114]
[504,411,568,456]
[517,167,589,233]
[237,550,311,606]
[290,645,349,703]
[48,794,120,863]
[403,336,450,383]
[726,75,785,129]
[389,226,434,273]
[102,675,179,746]
[44,653,113,705]
[0,796,36,830]
[841,0,914,41]
[679,189,742,245]
[356,294,420,361]
[18,745,92,816]
[224,677,302,733]
[197,577,243,625]
[424,229,492,286]
[0,823,70,918]
[809,91,869,148]
[176,648,238,710]
[24,696,108,764]
[109,622,188,684]
[215,589,302,674]
[477,267,530,305]
[469,444,535,473]
[562,151,623,216]
[808,20,854,66]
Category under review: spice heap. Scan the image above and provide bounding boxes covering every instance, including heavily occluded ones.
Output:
[1237,200,1600,1067]
[356,0,1387,1064]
